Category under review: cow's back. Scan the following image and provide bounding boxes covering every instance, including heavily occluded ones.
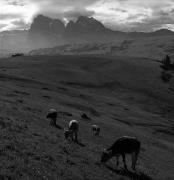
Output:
[110,136,140,154]
[69,120,79,131]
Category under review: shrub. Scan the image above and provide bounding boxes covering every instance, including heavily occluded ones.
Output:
[161,71,172,82]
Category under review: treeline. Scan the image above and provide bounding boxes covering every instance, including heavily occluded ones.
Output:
[161,55,174,70]
[160,55,174,82]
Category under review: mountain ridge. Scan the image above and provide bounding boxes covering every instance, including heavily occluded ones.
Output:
[25,14,174,36]
[1,14,174,56]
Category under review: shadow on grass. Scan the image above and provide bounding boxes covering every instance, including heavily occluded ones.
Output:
[76,141,86,147]
[54,124,62,129]
[105,165,153,180]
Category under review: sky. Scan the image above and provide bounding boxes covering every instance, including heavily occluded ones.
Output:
[0,0,174,32]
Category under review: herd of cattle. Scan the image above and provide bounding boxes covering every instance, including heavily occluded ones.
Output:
[46,108,141,170]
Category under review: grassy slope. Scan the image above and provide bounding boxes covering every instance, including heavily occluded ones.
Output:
[0,55,173,180]
[111,36,174,59]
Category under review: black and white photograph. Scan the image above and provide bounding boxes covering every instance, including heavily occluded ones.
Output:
[0,0,174,179]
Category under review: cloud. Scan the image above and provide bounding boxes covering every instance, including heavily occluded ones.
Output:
[0,23,8,29]
[28,0,98,21]
[64,8,95,21]
[0,13,22,20]
[6,0,25,6]
[110,8,128,13]
[11,20,29,29]
[29,0,99,8]
[1,0,174,32]
[88,0,174,31]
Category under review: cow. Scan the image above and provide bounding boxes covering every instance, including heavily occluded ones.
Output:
[46,109,58,127]
[92,125,100,136]
[101,136,141,170]
[64,120,79,142]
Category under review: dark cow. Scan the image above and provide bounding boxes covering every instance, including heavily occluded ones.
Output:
[46,109,58,127]
[101,136,141,170]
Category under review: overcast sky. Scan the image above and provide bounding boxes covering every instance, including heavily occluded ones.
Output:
[0,0,174,32]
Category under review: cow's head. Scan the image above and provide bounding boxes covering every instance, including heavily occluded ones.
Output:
[101,149,112,163]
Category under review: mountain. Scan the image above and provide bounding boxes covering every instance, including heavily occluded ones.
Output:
[28,15,66,49]
[65,16,106,34]
[1,14,174,56]
[29,15,65,35]
[28,15,174,42]
[28,15,127,43]
[29,15,107,36]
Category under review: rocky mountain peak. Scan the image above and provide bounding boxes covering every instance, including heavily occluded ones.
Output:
[29,14,65,35]
[65,16,106,34]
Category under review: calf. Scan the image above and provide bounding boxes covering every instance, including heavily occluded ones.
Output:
[46,109,57,127]
[64,120,79,142]
[101,136,141,170]
[92,125,100,136]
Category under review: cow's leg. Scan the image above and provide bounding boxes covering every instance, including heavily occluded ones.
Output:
[132,151,138,170]
[122,154,127,170]
[131,152,136,170]
[97,129,100,136]
[52,118,57,127]
[70,132,73,141]
[74,131,78,142]
[116,155,119,167]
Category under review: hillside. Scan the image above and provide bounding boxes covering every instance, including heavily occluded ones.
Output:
[0,55,173,179]
[29,35,174,59]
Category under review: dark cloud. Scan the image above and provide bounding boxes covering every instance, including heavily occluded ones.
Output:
[127,13,148,21]
[11,20,28,28]
[64,8,95,20]
[109,8,127,13]
[6,0,25,6]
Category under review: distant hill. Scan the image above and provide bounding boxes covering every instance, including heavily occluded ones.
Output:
[29,35,174,60]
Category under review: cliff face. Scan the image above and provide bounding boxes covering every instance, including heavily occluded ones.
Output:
[29,15,65,35]
[28,15,174,44]
[65,16,106,34]
[28,15,112,42]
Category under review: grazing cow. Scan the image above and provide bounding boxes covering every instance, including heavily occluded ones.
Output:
[46,109,57,127]
[101,136,141,170]
[92,125,100,136]
[64,120,79,142]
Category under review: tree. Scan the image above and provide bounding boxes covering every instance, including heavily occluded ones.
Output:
[162,55,171,67]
